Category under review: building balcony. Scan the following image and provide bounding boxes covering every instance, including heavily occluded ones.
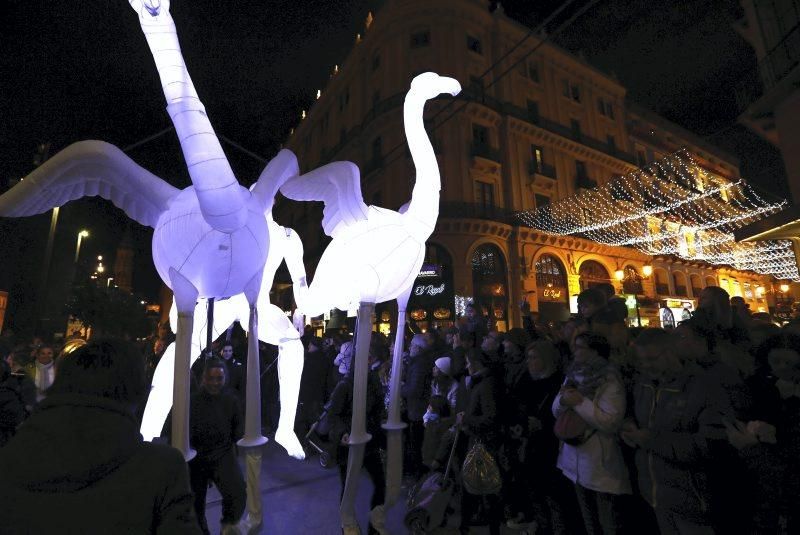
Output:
[470,142,501,163]
[501,102,637,165]
[529,160,557,180]
[655,283,670,295]
[575,174,597,190]
[439,202,514,225]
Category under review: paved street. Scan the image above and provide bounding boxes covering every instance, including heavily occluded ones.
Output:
[204,440,409,535]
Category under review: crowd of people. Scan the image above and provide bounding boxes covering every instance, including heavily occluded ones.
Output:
[2,282,800,534]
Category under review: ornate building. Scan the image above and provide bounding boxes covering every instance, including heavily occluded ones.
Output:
[278,0,776,331]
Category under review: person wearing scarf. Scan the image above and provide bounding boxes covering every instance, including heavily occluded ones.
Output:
[553,332,630,535]
[28,345,56,403]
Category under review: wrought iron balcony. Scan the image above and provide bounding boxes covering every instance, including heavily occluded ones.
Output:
[529,160,557,180]
[470,142,501,162]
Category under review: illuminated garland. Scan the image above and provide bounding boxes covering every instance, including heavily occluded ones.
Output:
[517,150,799,280]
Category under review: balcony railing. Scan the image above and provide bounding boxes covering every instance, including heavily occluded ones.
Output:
[470,142,501,162]
[439,202,514,224]
[529,160,557,180]
[499,101,637,165]
[655,283,670,295]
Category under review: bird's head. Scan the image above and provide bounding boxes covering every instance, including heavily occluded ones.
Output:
[409,72,461,100]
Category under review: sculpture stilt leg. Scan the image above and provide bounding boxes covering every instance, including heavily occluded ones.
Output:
[237,271,268,534]
[383,285,412,505]
[340,301,376,532]
[239,270,268,447]
[169,267,198,461]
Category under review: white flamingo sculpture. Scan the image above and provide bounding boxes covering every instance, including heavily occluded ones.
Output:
[141,204,309,461]
[0,0,294,461]
[281,72,461,530]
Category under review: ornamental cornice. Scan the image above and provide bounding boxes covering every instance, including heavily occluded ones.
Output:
[435,219,513,240]
[508,117,634,174]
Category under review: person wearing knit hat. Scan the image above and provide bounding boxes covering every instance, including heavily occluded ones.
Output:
[434,356,452,377]
[431,356,463,411]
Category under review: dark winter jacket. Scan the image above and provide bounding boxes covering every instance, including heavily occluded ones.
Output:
[461,367,502,451]
[630,367,731,520]
[402,349,435,421]
[0,381,25,447]
[0,393,200,534]
[520,372,563,472]
[325,370,385,452]
[737,384,800,532]
[188,389,244,462]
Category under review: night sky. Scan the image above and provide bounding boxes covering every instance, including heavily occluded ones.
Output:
[0,0,787,333]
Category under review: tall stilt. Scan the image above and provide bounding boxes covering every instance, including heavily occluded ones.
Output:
[383,286,412,505]
[237,270,267,533]
[340,301,375,532]
[169,268,198,461]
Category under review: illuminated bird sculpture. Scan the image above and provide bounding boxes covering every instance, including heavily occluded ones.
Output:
[0,0,290,460]
[281,71,461,530]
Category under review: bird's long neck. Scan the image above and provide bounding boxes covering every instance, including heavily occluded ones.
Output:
[138,14,246,232]
[403,94,440,235]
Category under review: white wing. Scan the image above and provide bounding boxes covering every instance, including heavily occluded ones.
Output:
[279,161,368,238]
[0,140,179,227]
[250,149,299,214]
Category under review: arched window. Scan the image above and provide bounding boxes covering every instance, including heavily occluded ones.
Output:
[535,254,567,288]
[578,260,610,290]
[690,274,702,297]
[705,275,717,287]
[673,272,688,297]
[471,243,508,328]
[655,268,670,295]
[622,265,643,294]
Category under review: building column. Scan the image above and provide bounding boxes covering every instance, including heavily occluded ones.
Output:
[642,277,656,298]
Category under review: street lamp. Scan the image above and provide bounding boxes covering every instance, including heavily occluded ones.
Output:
[642,264,653,278]
[780,283,790,293]
[74,230,89,263]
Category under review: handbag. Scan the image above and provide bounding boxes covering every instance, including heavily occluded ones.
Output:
[461,440,502,495]
[553,409,594,446]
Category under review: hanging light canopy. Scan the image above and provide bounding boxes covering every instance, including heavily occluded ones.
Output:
[516,150,799,280]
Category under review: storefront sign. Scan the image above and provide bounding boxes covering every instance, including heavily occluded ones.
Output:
[414,283,446,297]
[539,286,566,301]
[417,264,441,278]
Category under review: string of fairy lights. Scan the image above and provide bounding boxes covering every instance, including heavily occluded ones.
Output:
[516,149,799,281]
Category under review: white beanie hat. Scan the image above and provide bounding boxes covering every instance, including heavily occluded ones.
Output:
[434,356,452,376]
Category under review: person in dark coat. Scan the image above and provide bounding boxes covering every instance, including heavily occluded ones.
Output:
[180,359,246,535]
[326,355,387,535]
[296,336,330,438]
[511,340,585,534]
[624,328,730,535]
[725,332,800,533]
[0,359,25,447]
[456,347,503,535]
[0,338,201,534]
[402,333,435,477]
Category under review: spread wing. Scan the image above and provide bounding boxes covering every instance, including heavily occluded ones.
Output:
[250,149,299,214]
[0,140,179,227]
[279,161,368,238]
